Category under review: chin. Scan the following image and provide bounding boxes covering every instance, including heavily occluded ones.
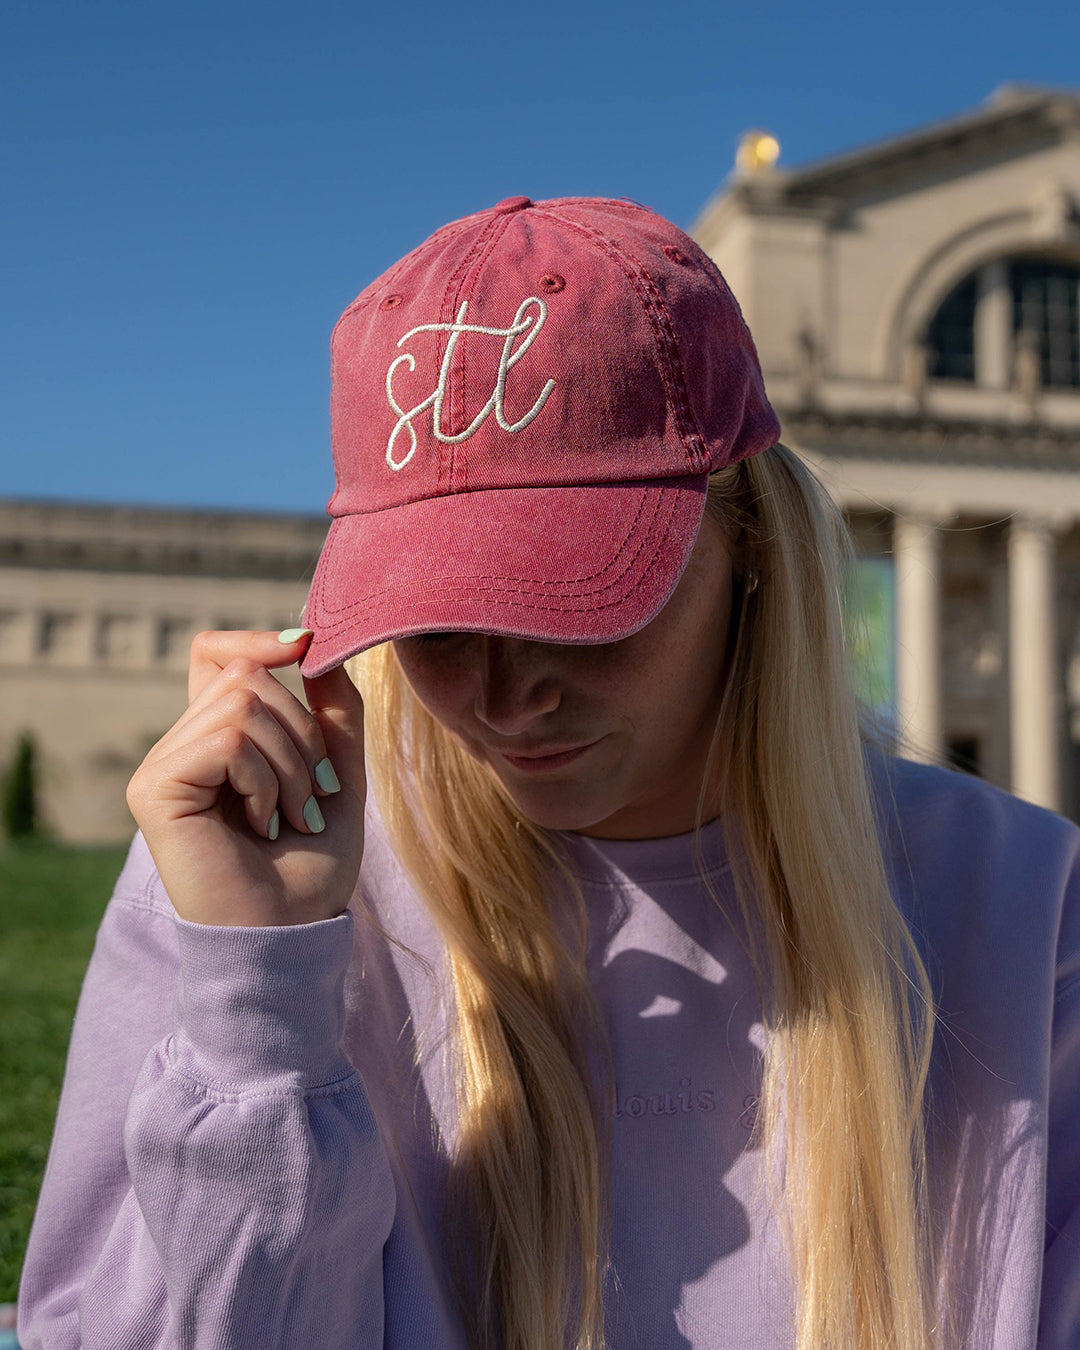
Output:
[498,784,622,835]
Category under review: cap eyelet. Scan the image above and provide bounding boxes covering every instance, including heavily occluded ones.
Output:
[380,294,404,311]
[539,273,565,294]
[662,245,688,265]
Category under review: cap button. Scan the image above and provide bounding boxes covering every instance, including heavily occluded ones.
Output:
[492,195,532,214]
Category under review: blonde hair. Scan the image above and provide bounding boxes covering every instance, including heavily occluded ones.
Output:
[355,444,937,1350]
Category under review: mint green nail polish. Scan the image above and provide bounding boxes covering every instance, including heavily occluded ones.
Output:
[277,627,314,645]
[315,757,341,793]
[303,796,325,833]
[267,810,279,842]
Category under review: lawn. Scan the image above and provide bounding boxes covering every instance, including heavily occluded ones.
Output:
[0,841,129,1304]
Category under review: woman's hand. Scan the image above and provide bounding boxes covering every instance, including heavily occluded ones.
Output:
[126,630,366,927]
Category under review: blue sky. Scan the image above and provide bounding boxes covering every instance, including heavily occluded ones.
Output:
[3,0,1078,515]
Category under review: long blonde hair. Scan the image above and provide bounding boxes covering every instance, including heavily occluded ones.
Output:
[355,443,938,1350]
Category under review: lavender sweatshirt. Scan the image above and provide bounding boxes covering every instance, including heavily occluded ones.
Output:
[18,752,1080,1348]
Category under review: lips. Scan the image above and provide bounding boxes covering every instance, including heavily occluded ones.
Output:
[496,740,601,772]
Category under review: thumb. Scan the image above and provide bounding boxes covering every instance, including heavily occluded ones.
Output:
[303,664,366,779]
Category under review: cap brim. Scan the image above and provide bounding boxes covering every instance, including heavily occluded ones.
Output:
[299,475,708,678]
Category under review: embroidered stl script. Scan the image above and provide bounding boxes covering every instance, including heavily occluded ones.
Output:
[385,296,556,470]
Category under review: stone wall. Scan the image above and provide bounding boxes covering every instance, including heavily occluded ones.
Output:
[0,499,325,842]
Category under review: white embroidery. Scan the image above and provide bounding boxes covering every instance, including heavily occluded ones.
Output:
[385,296,556,471]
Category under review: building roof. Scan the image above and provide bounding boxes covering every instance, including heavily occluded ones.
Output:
[692,86,1080,228]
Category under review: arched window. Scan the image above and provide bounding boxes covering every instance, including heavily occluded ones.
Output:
[1011,260,1080,389]
[926,257,1080,389]
[926,276,977,381]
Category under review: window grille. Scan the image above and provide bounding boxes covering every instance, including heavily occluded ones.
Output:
[927,276,977,381]
[926,258,1080,389]
[1009,260,1080,389]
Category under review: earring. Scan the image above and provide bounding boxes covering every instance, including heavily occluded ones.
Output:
[744,568,760,594]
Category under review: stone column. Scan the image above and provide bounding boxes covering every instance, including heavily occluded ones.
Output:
[0,609,37,665]
[894,510,948,763]
[1008,516,1062,811]
[975,260,1011,390]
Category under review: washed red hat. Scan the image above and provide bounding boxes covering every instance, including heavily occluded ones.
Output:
[300,195,780,677]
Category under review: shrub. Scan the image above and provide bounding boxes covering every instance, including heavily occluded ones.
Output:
[2,732,39,840]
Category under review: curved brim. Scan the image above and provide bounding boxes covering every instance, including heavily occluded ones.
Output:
[299,475,709,677]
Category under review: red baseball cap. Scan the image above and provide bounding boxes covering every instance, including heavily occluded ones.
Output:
[300,195,779,677]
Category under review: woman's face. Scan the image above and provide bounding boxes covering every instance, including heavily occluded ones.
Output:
[392,515,736,839]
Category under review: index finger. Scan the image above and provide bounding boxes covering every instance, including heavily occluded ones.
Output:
[187,628,313,704]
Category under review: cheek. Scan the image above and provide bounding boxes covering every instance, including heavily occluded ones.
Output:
[639,584,731,698]
[391,647,473,731]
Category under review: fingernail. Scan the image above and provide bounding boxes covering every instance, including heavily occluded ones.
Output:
[277,627,314,645]
[303,796,325,833]
[267,810,279,842]
[314,757,341,793]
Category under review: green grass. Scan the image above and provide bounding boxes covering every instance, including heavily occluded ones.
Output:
[0,841,128,1303]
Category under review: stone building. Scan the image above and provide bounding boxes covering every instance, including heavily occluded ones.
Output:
[692,84,1080,818]
[0,499,325,841]
[3,85,1080,840]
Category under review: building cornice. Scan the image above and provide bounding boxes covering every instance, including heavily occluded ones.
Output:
[0,497,328,581]
[779,405,1080,471]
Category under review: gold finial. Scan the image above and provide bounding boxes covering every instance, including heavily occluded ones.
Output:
[736,130,780,175]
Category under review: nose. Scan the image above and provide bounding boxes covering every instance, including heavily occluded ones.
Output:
[474,636,561,735]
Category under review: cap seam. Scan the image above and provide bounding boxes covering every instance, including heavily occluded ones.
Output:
[534,207,712,474]
[438,215,508,494]
[328,222,477,514]
[449,214,514,493]
[316,578,664,627]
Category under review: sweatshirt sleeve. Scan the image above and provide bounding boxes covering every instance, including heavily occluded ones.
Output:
[17,835,397,1350]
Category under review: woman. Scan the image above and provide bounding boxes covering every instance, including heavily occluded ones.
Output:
[19,197,1080,1350]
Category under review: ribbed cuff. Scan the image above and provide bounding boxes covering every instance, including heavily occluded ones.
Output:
[170,911,356,1092]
